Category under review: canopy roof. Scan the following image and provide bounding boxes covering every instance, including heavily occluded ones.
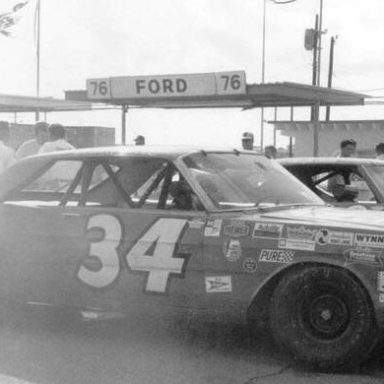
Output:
[65,82,367,109]
[0,93,93,113]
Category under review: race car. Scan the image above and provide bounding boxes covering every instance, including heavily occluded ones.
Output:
[1,146,384,370]
[279,157,384,209]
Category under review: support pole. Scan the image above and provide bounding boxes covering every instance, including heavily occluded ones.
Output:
[289,106,294,157]
[313,101,320,156]
[121,105,128,144]
[273,107,277,147]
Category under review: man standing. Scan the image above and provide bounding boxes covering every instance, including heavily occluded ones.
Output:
[241,132,254,150]
[16,121,49,159]
[134,135,145,146]
[0,121,16,173]
[39,123,75,154]
[375,143,384,160]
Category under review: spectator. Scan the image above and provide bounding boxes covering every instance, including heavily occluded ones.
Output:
[328,139,358,201]
[0,121,16,173]
[264,145,277,159]
[16,121,49,159]
[375,142,384,160]
[332,138,357,157]
[241,132,254,150]
[39,124,75,154]
[134,135,145,146]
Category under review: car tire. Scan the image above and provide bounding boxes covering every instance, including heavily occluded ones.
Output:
[269,265,377,371]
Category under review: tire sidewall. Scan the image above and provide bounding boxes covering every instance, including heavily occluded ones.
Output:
[269,265,376,370]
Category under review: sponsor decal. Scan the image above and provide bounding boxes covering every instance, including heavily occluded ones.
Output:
[188,219,205,229]
[205,276,232,293]
[223,222,250,237]
[344,247,382,267]
[354,233,384,248]
[378,272,384,292]
[243,258,257,273]
[287,226,316,241]
[278,238,315,251]
[204,219,222,237]
[259,249,294,264]
[253,222,283,239]
[315,228,354,246]
[280,226,316,250]
[222,239,242,262]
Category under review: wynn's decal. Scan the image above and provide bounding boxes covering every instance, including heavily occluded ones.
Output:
[77,215,188,293]
[354,233,384,248]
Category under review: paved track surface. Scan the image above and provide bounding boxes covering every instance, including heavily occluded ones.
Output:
[0,309,382,384]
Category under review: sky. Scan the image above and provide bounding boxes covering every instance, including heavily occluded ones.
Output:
[0,0,383,148]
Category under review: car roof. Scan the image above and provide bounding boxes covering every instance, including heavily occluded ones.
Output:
[27,145,263,161]
[277,157,384,166]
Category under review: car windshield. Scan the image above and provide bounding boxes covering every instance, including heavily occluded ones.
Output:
[182,152,324,210]
[364,164,384,194]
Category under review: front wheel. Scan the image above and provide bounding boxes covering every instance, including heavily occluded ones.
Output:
[269,265,377,371]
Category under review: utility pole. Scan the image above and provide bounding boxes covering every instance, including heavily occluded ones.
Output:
[310,15,319,120]
[35,0,41,122]
[326,36,336,121]
[317,0,324,86]
[260,0,267,152]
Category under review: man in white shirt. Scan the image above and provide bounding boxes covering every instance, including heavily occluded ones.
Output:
[16,121,49,159]
[0,121,16,173]
[39,123,75,154]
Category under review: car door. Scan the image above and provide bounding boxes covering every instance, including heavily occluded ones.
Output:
[69,158,207,314]
[0,158,85,306]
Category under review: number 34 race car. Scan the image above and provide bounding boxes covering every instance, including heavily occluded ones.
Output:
[1,146,384,370]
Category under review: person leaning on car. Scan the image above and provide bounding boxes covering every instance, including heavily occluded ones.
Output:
[328,139,358,201]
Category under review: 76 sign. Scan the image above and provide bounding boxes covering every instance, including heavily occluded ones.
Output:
[86,78,111,99]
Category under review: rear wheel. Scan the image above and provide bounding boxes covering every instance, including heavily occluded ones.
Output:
[269,265,377,371]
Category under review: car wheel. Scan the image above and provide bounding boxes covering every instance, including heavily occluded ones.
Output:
[269,265,377,371]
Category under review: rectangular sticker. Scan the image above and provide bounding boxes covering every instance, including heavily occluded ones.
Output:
[378,272,384,292]
[223,222,250,237]
[355,233,384,248]
[315,229,354,246]
[204,219,222,237]
[259,249,294,264]
[278,238,315,251]
[205,276,232,293]
[253,222,283,239]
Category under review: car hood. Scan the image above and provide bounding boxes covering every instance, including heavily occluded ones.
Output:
[257,206,384,230]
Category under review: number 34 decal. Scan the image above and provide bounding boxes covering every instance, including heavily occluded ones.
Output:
[77,215,188,293]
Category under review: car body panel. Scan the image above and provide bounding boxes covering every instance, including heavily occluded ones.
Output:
[1,147,384,328]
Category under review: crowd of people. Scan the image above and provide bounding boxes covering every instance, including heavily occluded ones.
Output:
[0,121,74,173]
